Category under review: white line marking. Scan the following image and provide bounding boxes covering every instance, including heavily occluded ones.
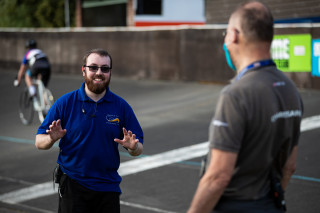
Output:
[0,142,209,204]
[120,201,177,213]
[0,115,319,206]
[0,182,55,204]
[300,115,320,132]
[0,175,34,186]
[118,141,209,176]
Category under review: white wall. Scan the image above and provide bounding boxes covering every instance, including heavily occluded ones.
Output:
[134,0,205,23]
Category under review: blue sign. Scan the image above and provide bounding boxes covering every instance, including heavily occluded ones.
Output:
[312,39,320,77]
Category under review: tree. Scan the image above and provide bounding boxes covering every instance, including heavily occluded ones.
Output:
[0,0,75,28]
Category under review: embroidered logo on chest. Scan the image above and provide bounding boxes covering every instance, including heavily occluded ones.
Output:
[106,114,120,125]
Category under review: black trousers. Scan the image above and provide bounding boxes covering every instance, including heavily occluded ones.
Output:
[58,174,120,213]
[213,196,284,213]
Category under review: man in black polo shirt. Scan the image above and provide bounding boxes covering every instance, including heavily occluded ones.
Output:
[188,1,303,213]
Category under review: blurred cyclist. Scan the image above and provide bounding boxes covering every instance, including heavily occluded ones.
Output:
[15,39,51,96]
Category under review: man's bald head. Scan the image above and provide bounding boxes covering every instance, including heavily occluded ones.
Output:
[231,1,274,43]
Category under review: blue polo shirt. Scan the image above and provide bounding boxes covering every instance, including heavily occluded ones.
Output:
[37,83,143,192]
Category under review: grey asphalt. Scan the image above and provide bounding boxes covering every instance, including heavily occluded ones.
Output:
[0,71,320,213]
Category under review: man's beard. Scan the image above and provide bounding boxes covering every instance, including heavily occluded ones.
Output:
[84,72,111,94]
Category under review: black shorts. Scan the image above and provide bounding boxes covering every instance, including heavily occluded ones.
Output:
[58,174,120,213]
[29,58,51,87]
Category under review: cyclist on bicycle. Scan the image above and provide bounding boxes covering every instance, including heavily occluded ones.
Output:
[15,39,51,96]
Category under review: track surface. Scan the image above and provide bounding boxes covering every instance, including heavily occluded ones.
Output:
[0,71,320,213]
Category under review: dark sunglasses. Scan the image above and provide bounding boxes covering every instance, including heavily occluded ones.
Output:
[84,65,111,73]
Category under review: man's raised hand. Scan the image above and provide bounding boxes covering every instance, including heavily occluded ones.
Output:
[46,119,67,143]
[114,127,139,150]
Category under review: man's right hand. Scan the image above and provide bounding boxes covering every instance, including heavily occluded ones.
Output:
[36,119,67,150]
[46,119,67,143]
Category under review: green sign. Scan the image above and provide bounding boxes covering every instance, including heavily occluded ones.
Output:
[271,34,311,72]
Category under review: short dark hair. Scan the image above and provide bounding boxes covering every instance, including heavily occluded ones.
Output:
[83,48,113,68]
[237,2,274,42]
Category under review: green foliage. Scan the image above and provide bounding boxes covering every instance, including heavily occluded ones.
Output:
[0,0,75,28]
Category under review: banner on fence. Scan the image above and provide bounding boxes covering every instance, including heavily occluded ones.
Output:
[271,34,311,72]
[312,39,320,77]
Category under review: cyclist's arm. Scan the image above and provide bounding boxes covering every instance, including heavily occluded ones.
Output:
[17,64,27,84]
[35,119,66,150]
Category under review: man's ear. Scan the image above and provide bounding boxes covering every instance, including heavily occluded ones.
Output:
[82,66,85,76]
[230,28,239,44]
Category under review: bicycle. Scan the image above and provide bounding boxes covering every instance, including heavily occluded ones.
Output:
[17,79,54,125]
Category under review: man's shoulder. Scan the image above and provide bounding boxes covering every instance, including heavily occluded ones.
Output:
[231,67,292,90]
[108,90,129,104]
[56,88,80,104]
[220,70,271,98]
[220,80,248,96]
[107,90,134,113]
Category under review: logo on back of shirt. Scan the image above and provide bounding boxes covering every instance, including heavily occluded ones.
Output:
[106,114,120,126]
[273,81,286,87]
[270,110,302,123]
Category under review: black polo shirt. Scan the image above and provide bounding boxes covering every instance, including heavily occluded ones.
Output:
[209,64,303,200]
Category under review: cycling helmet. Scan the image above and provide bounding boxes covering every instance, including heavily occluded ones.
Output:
[25,39,37,48]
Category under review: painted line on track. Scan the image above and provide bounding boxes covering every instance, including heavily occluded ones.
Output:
[0,115,320,207]
[0,136,34,145]
[292,175,320,183]
[0,141,209,205]
[118,141,209,176]
[120,201,177,213]
[0,136,58,147]
[300,115,320,132]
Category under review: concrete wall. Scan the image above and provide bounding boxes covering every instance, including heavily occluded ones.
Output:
[1,25,320,89]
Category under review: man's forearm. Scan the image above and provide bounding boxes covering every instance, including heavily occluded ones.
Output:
[35,134,56,150]
[281,146,298,190]
[187,175,227,213]
[188,149,237,213]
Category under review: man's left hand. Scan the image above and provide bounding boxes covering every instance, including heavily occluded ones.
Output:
[114,127,139,150]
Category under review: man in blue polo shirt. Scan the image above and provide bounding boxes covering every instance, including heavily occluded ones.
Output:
[35,48,144,213]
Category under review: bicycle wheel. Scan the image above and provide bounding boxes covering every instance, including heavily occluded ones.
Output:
[19,88,34,125]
